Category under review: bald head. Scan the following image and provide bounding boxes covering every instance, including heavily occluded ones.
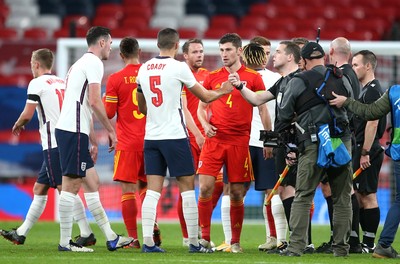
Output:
[331,37,351,55]
[329,37,352,66]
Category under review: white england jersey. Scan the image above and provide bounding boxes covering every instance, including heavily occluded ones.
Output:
[137,56,197,140]
[56,53,103,136]
[27,74,65,150]
[249,69,281,148]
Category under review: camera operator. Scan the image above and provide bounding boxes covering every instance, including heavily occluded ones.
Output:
[276,42,354,257]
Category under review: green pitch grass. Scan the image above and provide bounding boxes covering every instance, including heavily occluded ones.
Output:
[0,221,394,264]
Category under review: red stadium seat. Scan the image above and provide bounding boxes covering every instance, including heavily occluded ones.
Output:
[136,28,160,38]
[178,28,199,39]
[368,7,397,23]
[260,29,289,40]
[240,15,267,32]
[63,15,91,30]
[235,28,260,40]
[336,6,366,19]
[319,29,346,41]
[53,27,87,38]
[96,3,124,21]
[210,15,237,32]
[121,17,149,32]
[296,17,326,32]
[248,3,279,19]
[123,6,153,21]
[111,28,138,38]
[23,28,48,40]
[292,29,317,40]
[346,31,378,41]
[356,18,390,37]
[324,18,356,34]
[203,28,228,39]
[122,0,154,8]
[0,28,19,40]
[92,16,119,30]
[265,18,296,33]
[0,3,9,22]
[277,6,309,20]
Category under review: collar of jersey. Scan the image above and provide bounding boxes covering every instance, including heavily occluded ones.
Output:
[156,56,171,59]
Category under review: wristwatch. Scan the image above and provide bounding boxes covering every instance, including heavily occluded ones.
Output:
[361,149,370,156]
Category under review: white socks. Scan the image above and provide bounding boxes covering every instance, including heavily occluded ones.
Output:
[142,190,161,246]
[271,194,287,243]
[221,195,231,244]
[59,191,76,246]
[73,195,92,237]
[181,190,199,246]
[263,194,270,240]
[17,194,47,237]
[84,191,116,241]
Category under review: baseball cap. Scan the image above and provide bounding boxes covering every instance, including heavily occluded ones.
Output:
[301,42,325,60]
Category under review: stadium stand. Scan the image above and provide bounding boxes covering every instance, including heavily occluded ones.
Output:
[0,0,399,87]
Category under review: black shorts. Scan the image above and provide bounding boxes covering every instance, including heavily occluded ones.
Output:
[250,146,277,191]
[37,148,62,188]
[352,142,383,194]
[144,138,195,177]
[274,147,296,187]
[55,129,94,177]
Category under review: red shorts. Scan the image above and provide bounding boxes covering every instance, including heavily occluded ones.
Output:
[113,150,146,183]
[189,137,201,171]
[197,140,253,183]
[216,169,223,183]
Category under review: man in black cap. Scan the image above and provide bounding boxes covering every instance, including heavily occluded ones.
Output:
[277,42,354,257]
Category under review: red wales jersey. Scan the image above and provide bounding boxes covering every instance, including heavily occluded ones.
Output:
[204,65,265,146]
[182,67,209,138]
[104,64,145,150]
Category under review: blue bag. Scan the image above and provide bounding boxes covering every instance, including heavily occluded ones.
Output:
[317,124,351,168]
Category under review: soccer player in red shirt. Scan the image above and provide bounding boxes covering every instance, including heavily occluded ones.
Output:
[197,33,266,253]
[104,37,149,248]
[180,39,226,247]
[179,38,208,245]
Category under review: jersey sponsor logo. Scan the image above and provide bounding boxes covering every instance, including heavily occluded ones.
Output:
[81,162,87,171]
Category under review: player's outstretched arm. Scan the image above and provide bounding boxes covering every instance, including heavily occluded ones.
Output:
[189,81,233,103]
[228,72,274,106]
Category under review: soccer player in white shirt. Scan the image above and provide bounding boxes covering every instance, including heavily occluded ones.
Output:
[136,28,233,253]
[55,26,132,252]
[1,49,93,246]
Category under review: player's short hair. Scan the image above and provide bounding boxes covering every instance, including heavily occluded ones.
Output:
[32,48,54,70]
[280,41,301,64]
[242,43,266,66]
[120,37,139,58]
[157,28,179,50]
[219,33,242,48]
[291,37,309,47]
[182,38,203,54]
[250,36,271,47]
[354,50,377,70]
[86,26,110,47]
